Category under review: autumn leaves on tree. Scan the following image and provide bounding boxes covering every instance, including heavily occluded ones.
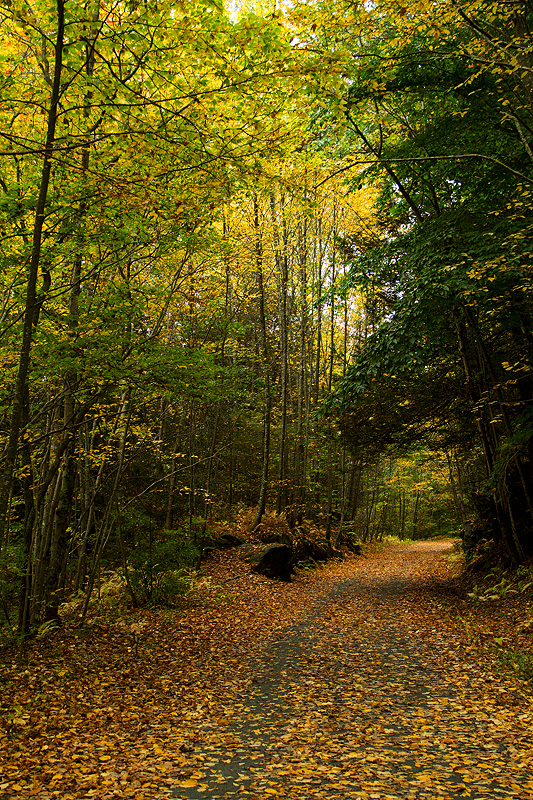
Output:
[0,0,532,634]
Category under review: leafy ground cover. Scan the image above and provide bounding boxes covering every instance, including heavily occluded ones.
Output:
[1,540,533,799]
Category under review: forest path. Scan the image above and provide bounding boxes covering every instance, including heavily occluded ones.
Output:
[174,541,533,800]
[3,541,533,800]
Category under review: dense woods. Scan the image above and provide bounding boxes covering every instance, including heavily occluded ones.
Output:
[1,0,532,636]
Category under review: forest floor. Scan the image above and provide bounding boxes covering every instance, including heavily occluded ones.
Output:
[1,539,533,799]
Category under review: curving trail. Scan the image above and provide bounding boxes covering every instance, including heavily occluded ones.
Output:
[174,541,533,800]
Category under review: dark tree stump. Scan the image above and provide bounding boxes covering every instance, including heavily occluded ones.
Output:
[243,543,296,582]
[258,531,293,548]
[214,533,246,549]
[294,540,330,562]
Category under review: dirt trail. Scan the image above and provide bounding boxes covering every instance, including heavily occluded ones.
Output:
[174,541,533,800]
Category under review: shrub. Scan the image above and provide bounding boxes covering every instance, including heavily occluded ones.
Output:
[127,528,199,606]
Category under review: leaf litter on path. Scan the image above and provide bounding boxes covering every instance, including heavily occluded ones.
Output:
[172,541,533,800]
[1,540,532,799]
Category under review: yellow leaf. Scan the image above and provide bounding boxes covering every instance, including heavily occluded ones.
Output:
[180,779,198,788]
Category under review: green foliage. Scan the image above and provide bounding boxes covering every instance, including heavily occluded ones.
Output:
[0,541,24,627]
[496,647,533,685]
[295,559,318,572]
[127,529,200,606]
[382,535,412,545]
[315,4,533,561]
[36,619,60,639]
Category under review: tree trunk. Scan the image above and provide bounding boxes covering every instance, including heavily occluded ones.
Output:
[0,0,65,552]
[293,212,309,524]
[273,193,289,517]
[253,196,272,529]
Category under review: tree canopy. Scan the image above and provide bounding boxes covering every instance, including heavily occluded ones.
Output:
[0,0,532,635]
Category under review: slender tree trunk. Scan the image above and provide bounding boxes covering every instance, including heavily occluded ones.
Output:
[18,390,36,637]
[74,417,99,592]
[227,418,235,508]
[272,193,289,516]
[165,421,184,531]
[456,317,523,561]
[411,491,421,540]
[324,214,337,544]
[399,488,407,540]
[325,439,334,548]
[294,212,309,523]
[203,404,221,529]
[0,0,65,552]
[456,320,495,477]
[277,302,289,511]
[253,197,272,529]
[78,387,133,625]
[313,216,324,406]
[348,456,362,522]
[445,451,467,526]
[364,487,377,542]
[188,400,197,537]
[463,304,533,524]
